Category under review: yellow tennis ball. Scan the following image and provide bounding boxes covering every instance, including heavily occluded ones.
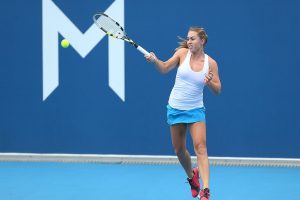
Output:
[61,39,69,48]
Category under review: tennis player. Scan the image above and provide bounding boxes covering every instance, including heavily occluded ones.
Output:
[146,27,221,200]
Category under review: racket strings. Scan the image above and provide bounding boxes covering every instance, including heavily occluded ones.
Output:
[94,15,124,39]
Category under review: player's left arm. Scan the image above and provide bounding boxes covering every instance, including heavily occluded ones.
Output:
[205,57,222,95]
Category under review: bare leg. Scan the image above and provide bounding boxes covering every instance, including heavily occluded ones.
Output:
[189,122,209,189]
[170,123,193,178]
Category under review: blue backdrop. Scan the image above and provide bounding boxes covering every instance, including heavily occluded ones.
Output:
[1,0,300,158]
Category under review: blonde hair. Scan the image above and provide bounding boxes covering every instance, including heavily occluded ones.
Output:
[176,27,208,51]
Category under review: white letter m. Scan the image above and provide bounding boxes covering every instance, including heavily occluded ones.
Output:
[42,0,125,101]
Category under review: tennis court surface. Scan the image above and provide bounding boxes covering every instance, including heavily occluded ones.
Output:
[1,161,299,200]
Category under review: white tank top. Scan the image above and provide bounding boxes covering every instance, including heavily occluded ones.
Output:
[168,50,209,110]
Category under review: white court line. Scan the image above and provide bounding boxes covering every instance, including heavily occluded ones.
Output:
[0,153,300,167]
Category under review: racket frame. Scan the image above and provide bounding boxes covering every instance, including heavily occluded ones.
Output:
[93,12,149,56]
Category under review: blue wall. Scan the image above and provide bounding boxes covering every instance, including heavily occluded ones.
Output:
[1,0,300,158]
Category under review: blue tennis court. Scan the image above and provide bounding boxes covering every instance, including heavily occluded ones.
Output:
[1,162,299,200]
[2,1,300,200]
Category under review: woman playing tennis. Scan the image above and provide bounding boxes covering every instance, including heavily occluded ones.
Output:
[146,27,221,200]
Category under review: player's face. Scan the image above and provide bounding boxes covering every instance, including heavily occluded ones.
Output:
[187,31,203,52]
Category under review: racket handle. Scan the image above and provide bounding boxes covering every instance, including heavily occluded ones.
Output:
[137,46,150,56]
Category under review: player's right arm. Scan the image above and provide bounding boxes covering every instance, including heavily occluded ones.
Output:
[146,48,187,74]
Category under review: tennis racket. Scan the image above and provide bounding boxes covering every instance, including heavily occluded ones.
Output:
[93,12,150,56]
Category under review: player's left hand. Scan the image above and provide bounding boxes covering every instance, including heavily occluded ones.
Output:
[204,71,214,84]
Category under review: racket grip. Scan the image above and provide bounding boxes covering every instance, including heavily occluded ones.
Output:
[137,46,150,56]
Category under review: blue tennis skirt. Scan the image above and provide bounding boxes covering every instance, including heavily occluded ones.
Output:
[166,104,206,125]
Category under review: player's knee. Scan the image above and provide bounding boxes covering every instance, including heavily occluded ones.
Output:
[174,146,186,157]
[194,143,207,156]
